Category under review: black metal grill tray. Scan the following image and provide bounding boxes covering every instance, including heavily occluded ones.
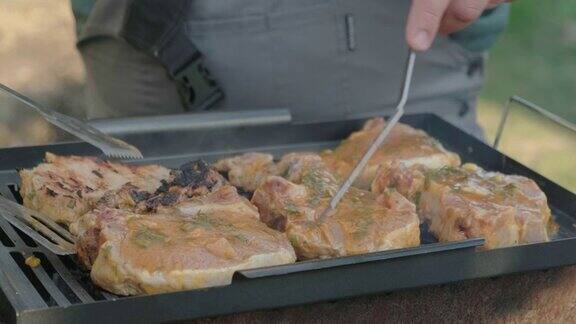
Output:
[0,113,575,324]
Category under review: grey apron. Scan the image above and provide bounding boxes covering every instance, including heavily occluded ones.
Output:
[79,0,485,137]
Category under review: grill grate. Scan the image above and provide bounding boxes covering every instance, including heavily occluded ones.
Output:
[0,175,102,312]
[56,255,109,302]
[0,223,15,248]
[10,252,60,307]
[7,185,22,204]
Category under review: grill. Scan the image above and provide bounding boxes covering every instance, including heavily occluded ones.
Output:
[0,112,575,324]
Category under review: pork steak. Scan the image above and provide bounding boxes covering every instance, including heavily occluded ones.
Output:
[321,118,460,189]
[75,185,296,295]
[19,153,170,225]
[372,162,553,249]
[251,153,420,259]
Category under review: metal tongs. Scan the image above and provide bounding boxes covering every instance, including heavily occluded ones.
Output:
[323,50,416,216]
[0,83,146,255]
[0,196,76,255]
[0,83,143,160]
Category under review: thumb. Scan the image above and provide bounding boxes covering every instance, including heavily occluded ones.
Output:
[406,0,452,51]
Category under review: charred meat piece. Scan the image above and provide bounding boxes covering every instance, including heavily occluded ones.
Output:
[372,163,553,249]
[214,153,277,192]
[75,185,296,295]
[19,153,170,225]
[164,160,225,192]
[321,118,460,189]
[251,153,420,259]
[72,160,227,232]
[138,160,227,212]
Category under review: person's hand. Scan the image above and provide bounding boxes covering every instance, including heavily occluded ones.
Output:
[406,0,510,51]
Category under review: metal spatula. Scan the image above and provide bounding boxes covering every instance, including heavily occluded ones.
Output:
[0,195,75,255]
[322,50,416,217]
[0,83,143,160]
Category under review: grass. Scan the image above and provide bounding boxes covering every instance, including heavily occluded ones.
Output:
[477,100,576,193]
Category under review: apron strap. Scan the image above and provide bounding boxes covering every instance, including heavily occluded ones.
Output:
[122,0,223,111]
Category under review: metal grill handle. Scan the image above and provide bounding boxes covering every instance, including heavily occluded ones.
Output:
[493,95,576,149]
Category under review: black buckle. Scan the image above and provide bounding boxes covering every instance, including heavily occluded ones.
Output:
[173,56,224,111]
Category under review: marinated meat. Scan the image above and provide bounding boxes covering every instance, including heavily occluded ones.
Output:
[75,185,296,295]
[19,153,170,225]
[321,118,460,189]
[251,153,420,259]
[371,161,428,202]
[87,160,227,215]
[214,152,326,194]
[74,160,294,295]
[372,162,553,249]
[214,153,277,192]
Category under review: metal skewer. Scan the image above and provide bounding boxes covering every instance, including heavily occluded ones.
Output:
[322,50,416,216]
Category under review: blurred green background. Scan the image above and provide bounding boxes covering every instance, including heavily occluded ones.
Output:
[479,1,576,123]
[477,0,576,193]
[0,0,574,191]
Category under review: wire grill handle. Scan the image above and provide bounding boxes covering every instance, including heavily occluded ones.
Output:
[493,95,576,149]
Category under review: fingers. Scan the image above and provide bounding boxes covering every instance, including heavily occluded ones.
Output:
[406,0,510,51]
[439,0,490,35]
[406,0,452,51]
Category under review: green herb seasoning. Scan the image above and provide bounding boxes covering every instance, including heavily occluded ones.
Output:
[309,195,321,207]
[190,211,220,228]
[451,184,463,193]
[26,191,36,201]
[301,167,336,206]
[413,191,422,206]
[285,201,300,214]
[101,245,112,257]
[67,200,76,209]
[234,234,249,244]
[179,222,195,232]
[352,214,374,239]
[433,166,469,182]
[497,183,518,198]
[424,170,433,189]
[236,174,247,184]
[132,226,167,248]
[289,235,300,246]
[280,167,291,179]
